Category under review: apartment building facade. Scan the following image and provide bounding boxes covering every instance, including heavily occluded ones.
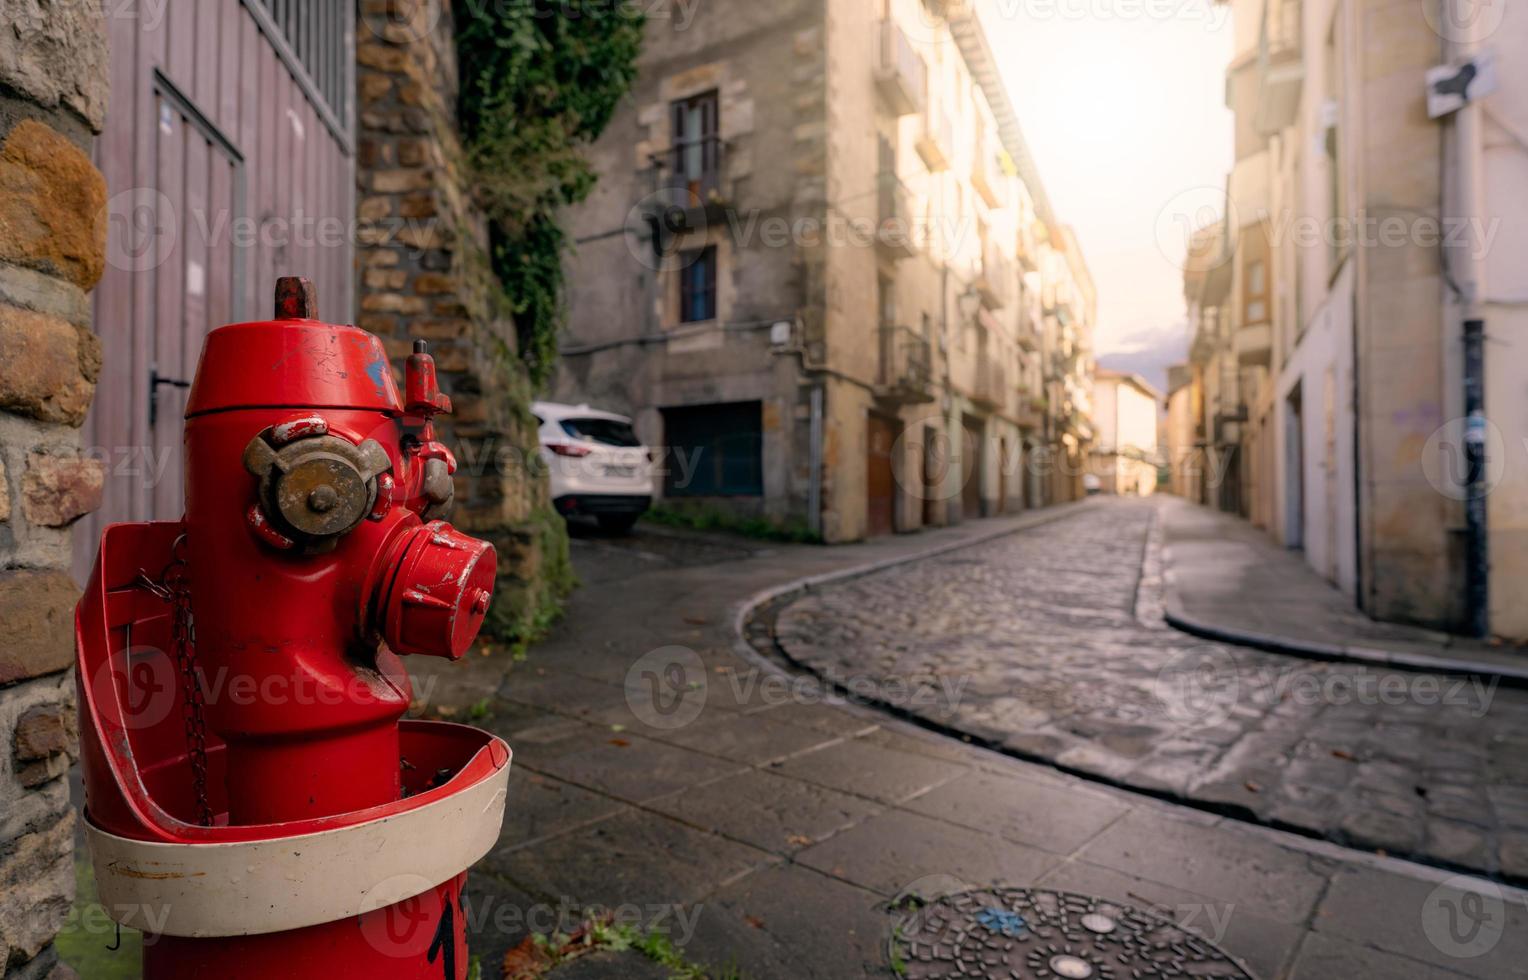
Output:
[552,0,1094,542]
[1168,0,1528,639]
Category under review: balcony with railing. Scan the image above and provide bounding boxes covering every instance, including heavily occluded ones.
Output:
[974,239,1008,310]
[1255,0,1303,134]
[1015,302,1041,352]
[875,20,927,117]
[915,104,954,172]
[875,325,935,405]
[971,145,1001,208]
[970,359,1007,411]
[1014,386,1044,428]
[1015,220,1040,272]
[1235,322,1273,367]
[660,136,727,222]
[876,171,918,260]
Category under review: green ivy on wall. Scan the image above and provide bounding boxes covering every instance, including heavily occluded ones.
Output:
[453,0,644,386]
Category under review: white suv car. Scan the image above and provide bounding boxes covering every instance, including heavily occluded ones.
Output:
[533,401,653,532]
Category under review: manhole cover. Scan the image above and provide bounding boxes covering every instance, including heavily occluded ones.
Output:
[890,888,1255,979]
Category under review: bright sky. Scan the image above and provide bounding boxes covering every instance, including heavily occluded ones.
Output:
[980,0,1234,364]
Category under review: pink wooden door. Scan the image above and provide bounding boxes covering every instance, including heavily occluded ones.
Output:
[79,0,355,579]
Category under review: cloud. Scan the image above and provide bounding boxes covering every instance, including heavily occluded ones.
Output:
[1097,321,1189,396]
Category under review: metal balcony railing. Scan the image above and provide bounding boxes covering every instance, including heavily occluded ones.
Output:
[876,171,917,259]
[876,325,935,404]
[971,359,1006,410]
[972,147,1001,208]
[662,136,726,209]
[916,105,953,172]
[976,240,1008,309]
[875,20,926,117]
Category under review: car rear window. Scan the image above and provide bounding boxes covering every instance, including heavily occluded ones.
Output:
[561,417,641,447]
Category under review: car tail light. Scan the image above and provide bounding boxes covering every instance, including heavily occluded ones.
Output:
[547,443,592,458]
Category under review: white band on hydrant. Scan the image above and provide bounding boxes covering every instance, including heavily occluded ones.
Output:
[84,753,510,938]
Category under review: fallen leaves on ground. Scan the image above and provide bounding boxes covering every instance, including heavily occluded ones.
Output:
[502,913,613,980]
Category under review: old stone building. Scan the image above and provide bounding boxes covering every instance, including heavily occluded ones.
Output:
[552,0,1095,542]
[1169,0,1528,640]
[0,2,109,976]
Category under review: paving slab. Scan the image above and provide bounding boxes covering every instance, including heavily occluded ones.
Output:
[646,709,844,765]
[646,767,883,855]
[898,768,1130,854]
[483,807,769,911]
[793,807,1064,897]
[1310,864,1528,975]
[683,864,889,979]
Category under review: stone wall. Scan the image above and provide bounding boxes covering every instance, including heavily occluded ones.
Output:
[354,0,572,644]
[0,1,110,976]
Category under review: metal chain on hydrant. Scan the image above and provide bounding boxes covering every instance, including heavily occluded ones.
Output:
[139,535,214,827]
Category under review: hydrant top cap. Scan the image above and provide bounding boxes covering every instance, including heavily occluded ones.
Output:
[185,318,404,418]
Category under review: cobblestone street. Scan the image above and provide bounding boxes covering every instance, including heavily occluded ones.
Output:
[767,498,1528,882]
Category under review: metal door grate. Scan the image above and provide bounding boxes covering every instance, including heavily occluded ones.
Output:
[245,0,351,139]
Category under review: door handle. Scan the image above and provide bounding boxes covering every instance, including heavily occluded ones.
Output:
[149,364,191,427]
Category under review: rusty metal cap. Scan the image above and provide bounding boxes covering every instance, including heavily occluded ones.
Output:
[244,424,392,546]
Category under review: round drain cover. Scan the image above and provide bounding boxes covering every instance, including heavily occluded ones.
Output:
[890,888,1255,979]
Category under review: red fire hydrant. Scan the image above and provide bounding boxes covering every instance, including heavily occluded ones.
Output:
[75,278,510,978]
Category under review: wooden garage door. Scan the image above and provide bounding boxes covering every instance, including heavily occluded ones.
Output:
[78,0,354,579]
[961,415,984,521]
[866,414,898,538]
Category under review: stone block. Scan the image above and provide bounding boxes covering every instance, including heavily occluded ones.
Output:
[0,304,100,425]
[358,72,393,103]
[357,41,409,73]
[0,569,78,685]
[0,808,74,967]
[362,268,408,290]
[412,317,470,339]
[371,168,432,193]
[0,0,109,129]
[0,120,107,290]
[398,192,437,219]
[357,194,394,222]
[412,272,455,295]
[356,137,391,169]
[21,449,103,527]
[0,262,91,326]
[360,292,426,315]
[13,701,78,790]
[397,138,429,167]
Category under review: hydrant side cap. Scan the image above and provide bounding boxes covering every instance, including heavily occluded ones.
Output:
[185,319,404,417]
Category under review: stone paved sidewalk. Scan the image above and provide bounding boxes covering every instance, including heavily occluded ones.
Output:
[424,514,1524,978]
[768,498,1528,884]
[1161,499,1528,679]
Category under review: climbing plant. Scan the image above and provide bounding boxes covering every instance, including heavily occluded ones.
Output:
[453,0,644,386]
